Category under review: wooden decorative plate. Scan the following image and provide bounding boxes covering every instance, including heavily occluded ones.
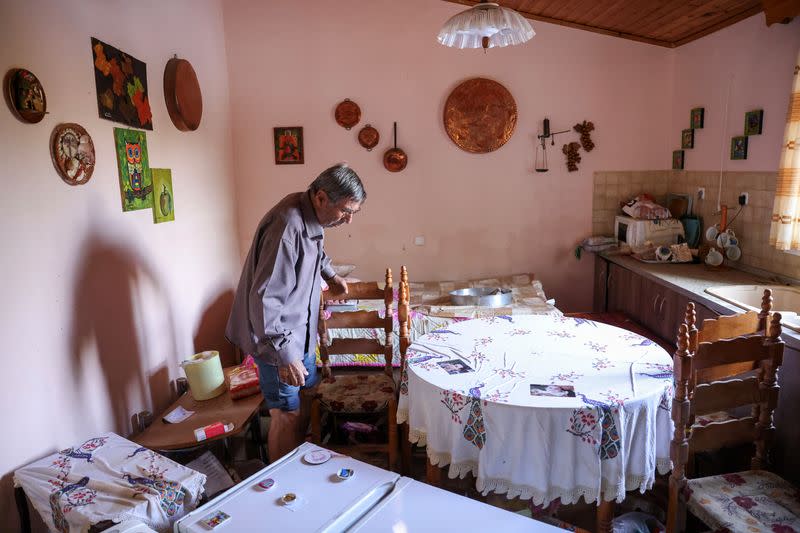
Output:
[335,99,361,129]
[357,124,379,151]
[164,57,203,131]
[443,78,517,153]
[50,123,95,185]
[5,68,46,124]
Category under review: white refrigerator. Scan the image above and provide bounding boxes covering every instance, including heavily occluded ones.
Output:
[174,442,562,532]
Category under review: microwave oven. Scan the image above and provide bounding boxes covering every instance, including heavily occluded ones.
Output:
[614,216,684,247]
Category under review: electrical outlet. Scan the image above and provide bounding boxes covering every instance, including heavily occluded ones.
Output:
[739,192,749,206]
[697,187,705,200]
[414,236,425,246]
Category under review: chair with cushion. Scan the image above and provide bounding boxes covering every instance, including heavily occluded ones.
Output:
[311,267,402,471]
[666,305,799,532]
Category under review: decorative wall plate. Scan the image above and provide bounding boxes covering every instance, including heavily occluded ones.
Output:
[5,68,46,123]
[163,57,203,131]
[335,99,361,129]
[50,123,95,186]
[443,77,517,153]
[357,124,379,151]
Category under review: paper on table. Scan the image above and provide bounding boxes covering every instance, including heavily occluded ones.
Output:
[186,451,234,498]
[162,405,194,424]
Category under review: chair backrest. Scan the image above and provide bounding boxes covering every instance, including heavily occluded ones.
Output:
[398,266,410,369]
[670,308,784,470]
[318,268,395,376]
[684,289,773,384]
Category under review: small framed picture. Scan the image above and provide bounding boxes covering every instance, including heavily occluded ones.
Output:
[672,150,685,170]
[273,126,304,165]
[690,107,704,129]
[744,109,763,136]
[681,129,694,149]
[731,136,748,160]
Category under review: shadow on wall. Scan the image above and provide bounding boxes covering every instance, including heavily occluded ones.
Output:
[69,232,163,436]
[194,290,237,367]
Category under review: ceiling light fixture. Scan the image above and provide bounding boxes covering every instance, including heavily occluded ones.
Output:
[437,0,535,51]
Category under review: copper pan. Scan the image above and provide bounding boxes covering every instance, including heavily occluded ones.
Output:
[383,122,407,172]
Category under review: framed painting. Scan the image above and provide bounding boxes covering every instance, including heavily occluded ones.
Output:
[731,136,748,160]
[151,168,175,223]
[274,127,304,164]
[672,150,684,170]
[114,127,153,211]
[744,109,763,136]
[690,107,704,129]
[91,37,153,130]
[681,129,694,149]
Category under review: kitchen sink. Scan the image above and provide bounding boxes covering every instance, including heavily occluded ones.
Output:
[704,285,800,333]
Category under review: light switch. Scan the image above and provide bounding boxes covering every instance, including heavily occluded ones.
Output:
[414,236,425,246]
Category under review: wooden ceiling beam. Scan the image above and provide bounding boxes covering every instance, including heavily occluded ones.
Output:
[672,4,764,46]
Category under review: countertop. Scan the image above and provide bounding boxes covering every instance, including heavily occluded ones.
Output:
[599,252,800,349]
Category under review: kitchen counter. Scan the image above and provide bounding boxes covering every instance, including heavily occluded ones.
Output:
[599,252,800,349]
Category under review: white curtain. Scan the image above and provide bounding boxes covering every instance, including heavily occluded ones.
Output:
[769,49,800,251]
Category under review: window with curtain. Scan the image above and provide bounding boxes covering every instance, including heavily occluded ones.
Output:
[769,49,800,251]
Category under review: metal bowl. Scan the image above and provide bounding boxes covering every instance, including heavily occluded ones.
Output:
[449,287,512,307]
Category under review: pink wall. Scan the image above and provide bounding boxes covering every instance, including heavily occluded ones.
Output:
[0,0,237,528]
[222,0,674,313]
[670,15,800,172]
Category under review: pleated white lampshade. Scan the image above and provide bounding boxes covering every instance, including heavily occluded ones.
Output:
[437,1,535,50]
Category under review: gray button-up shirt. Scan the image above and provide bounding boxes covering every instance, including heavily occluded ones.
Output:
[226,191,336,366]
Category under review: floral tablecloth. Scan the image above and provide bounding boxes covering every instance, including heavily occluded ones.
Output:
[397,315,674,506]
[14,432,205,532]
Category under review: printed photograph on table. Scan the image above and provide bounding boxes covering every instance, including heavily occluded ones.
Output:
[530,384,576,397]
[690,107,704,129]
[437,359,474,375]
[273,126,304,165]
[731,135,748,160]
[151,168,174,224]
[91,37,153,130]
[672,149,684,170]
[681,128,694,149]
[114,127,152,211]
[744,109,763,136]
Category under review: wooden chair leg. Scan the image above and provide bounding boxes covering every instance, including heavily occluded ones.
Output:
[597,499,615,533]
[388,397,399,473]
[426,457,442,487]
[400,422,412,476]
[310,397,322,444]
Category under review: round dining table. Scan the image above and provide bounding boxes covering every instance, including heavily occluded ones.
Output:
[397,314,674,509]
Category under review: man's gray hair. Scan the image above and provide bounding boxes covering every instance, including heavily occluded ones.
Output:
[309,164,366,204]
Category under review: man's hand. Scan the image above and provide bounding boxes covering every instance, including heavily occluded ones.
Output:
[278,360,308,386]
[326,274,349,298]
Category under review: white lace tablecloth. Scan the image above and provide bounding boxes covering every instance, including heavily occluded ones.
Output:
[397,315,674,506]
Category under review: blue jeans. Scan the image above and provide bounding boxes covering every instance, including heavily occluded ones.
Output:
[255,353,319,411]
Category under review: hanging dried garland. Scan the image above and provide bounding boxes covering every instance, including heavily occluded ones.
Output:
[573,121,595,152]
[562,142,581,172]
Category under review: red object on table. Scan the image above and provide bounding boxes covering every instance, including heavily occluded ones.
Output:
[228,356,260,400]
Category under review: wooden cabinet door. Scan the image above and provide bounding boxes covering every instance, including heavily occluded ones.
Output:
[594,257,608,312]
[774,346,800,485]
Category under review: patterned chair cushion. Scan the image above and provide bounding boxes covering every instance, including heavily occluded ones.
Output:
[685,470,800,533]
[694,410,737,427]
[317,373,395,413]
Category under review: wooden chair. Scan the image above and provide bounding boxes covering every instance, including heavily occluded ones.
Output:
[311,268,400,471]
[666,307,799,532]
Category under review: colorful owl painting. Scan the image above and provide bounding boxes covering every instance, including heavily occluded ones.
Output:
[114,128,152,212]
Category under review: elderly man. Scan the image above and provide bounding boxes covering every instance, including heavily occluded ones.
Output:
[226,163,366,461]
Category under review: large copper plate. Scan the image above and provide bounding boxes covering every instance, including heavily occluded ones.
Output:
[335,99,361,130]
[50,123,95,186]
[443,78,517,153]
[164,57,203,131]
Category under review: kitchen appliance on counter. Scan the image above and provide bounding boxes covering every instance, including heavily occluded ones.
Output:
[614,215,685,247]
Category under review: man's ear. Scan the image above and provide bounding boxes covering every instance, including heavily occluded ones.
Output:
[313,189,328,206]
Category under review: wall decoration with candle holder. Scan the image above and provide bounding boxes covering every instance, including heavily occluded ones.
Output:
[534,118,570,172]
